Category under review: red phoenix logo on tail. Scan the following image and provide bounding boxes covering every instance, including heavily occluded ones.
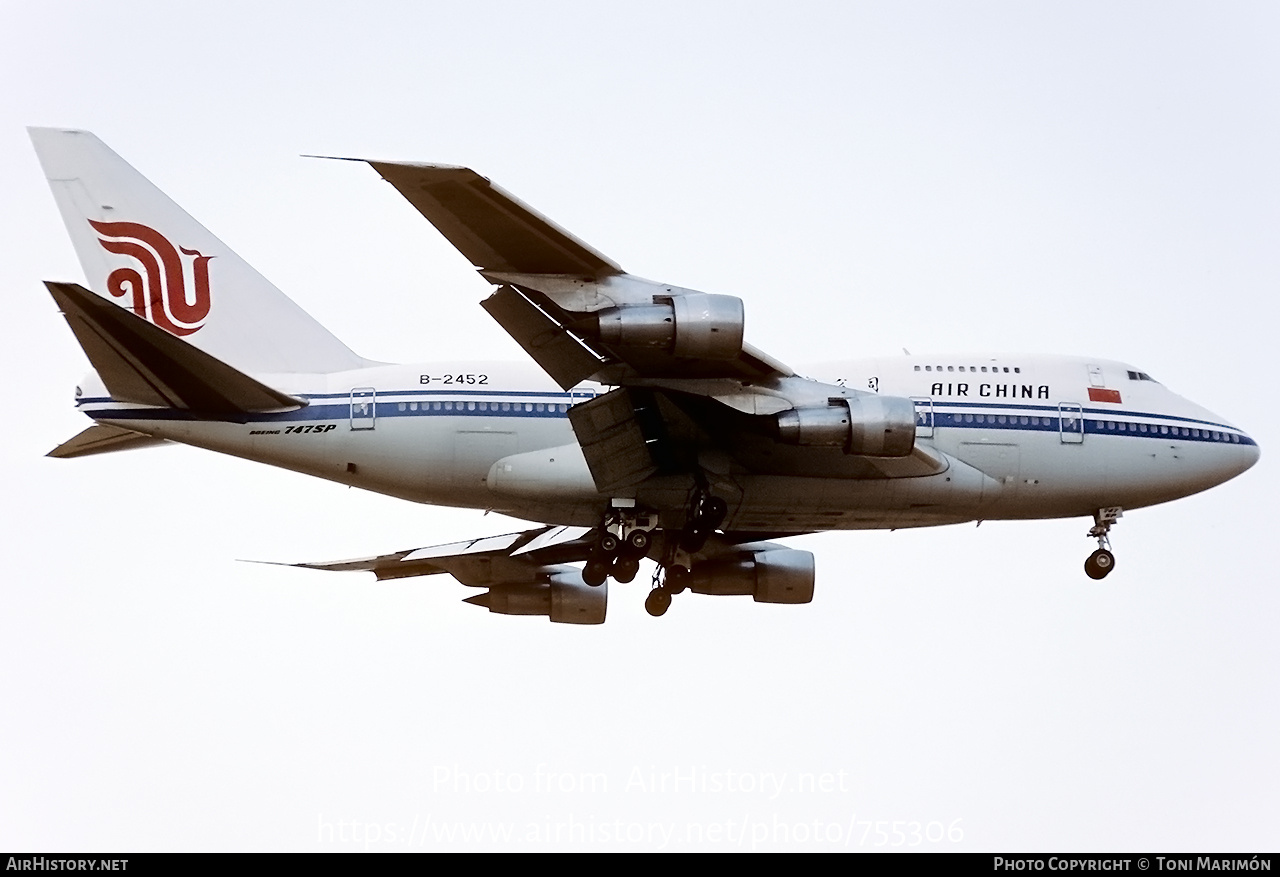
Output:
[89,219,213,336]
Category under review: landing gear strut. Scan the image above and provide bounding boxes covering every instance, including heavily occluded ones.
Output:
[1084,507,1122,580]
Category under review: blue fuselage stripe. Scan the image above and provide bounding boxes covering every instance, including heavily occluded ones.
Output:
[75,391,1257,447]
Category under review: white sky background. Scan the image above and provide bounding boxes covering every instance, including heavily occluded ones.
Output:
[0,0,1276,852]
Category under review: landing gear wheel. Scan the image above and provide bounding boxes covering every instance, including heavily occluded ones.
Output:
[626,529,651,554]
[664,565,690,595]
[583,560,610,587]
[680,527,709,552]
[612,557,640,584]
[700,496,728,528]
[644,586,673,617]
[598,532,620,555]
[1085,549,1115,580]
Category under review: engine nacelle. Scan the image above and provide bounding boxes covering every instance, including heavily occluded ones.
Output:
[686,547,815,604]
[776,394,917,457]
[596,293,744,360]
[463,571,606,624]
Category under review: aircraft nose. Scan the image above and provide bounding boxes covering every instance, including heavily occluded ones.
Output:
[1206,426,1259,487]
[1237,433,1261,474]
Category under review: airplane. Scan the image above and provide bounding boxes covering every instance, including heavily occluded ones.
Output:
[30,127,1260,623]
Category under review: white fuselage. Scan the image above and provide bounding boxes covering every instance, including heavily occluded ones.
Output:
[74,353,1259,532]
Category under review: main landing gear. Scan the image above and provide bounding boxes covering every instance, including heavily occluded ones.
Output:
[586,491,729,615]
[583,503,658,587]
[644,563,690,617]
[678,491,728,552]
[1084,507,1122,580]
[646,490,727,617]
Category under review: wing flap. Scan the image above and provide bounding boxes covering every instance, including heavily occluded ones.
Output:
[567,389,668,492]
[480,285,603,390]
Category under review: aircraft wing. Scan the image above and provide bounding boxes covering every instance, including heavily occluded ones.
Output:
[268,525,826,623]
[283,525,593,582]
[367,161,934,494]
[366,161,792,389]
[366,162,622,277]
[268,525,606,624]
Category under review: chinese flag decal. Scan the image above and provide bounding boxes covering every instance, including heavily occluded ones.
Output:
[1088,388,1123,404]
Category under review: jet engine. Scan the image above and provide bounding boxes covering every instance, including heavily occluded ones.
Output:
[463,570,606,624]
[776,394,917,457]
[682,547,815,604]
[595,293,745,360]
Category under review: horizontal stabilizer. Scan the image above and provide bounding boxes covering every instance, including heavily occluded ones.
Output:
[366,161,622,277]
[46,281,306,421]
[48,423,167,458]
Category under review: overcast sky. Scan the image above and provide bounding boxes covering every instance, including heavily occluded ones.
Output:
[1,1,1276,851]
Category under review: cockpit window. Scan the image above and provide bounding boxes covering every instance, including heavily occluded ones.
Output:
[1127,370,1158,383]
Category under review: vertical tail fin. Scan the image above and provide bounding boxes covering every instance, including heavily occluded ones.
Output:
[30,127,367,374]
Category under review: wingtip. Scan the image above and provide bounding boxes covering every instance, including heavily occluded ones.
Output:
[301,154,471,174]
[28,125,91,137]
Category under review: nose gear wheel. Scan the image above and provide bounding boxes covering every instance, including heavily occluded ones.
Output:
[1083,507,1122,580]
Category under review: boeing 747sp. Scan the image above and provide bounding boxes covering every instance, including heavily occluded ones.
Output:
[31,128,1259,622]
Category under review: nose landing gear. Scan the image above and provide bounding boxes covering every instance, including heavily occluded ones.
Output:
[1084,507,1122,579]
